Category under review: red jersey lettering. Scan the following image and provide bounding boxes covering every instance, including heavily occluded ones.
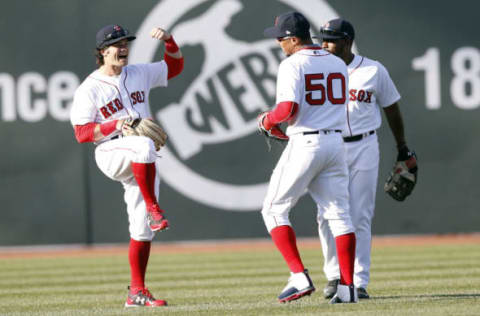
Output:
[357,90,365,102]
[349,89,357,101]
[326,73,346,104]
[106,101,117,114]
[365,91,373,103]
[305,73,326,106]
[100,106,111,118]
[130,91,145,105]
[114,98,124,110]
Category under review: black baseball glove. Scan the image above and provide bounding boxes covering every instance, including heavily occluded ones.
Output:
[384,146,418,201]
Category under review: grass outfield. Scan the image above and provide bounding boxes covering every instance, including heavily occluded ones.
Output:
[0,238,479,315]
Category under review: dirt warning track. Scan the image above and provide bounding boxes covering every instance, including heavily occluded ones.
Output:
[1,233,479,259]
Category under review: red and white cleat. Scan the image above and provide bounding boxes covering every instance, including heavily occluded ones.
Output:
[125,287,167,307]
[278,269,315,303]
[147,204,169,232]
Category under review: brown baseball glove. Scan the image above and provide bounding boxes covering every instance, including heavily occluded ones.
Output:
[122,118,167,151]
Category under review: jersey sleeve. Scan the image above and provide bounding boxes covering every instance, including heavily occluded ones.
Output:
[136,61,169,89]
[276,59,302,104]
[70,87,98,125]
[376,61,401,108]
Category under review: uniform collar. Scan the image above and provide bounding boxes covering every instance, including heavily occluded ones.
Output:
[90,67,125,82]
[295,45,330,56]
[347,54,363,70]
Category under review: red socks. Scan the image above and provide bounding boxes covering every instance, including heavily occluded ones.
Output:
[131,162,157,208]
[128,164,157,291]
[270,225,305,273]
[129,239,151,291]
[335,232,356,285]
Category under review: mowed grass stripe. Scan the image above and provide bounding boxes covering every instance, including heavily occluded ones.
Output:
[3,259,477,285]
[1,275,287,296]
[0,252,284,273]
[3,245,476,276]
[1,242,480,315]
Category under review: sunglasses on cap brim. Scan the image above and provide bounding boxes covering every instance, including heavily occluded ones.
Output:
[320,28,351,39]
[105,29,129,41]
[276,36,294,42]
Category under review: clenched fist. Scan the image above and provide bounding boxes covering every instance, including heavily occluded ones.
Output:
[150,27,171,41]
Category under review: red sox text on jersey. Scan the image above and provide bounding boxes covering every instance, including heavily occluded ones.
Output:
[349,89,372,103]
[99,91,146,118]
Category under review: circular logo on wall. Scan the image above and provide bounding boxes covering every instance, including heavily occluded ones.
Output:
[130,0,341,211]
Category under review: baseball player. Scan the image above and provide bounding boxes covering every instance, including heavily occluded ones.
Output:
[70,24,183,307]
[260,12,358,304]
[317,18,417,299]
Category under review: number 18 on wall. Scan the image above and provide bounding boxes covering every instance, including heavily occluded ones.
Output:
[412,47,480,110]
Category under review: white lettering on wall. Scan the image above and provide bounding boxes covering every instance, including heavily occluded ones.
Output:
[0,73,16,121]
[48,71,79,121]
[0,71,79,122]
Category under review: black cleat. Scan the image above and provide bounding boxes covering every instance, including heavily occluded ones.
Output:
[323,279,339,299]
[357,287,370,299]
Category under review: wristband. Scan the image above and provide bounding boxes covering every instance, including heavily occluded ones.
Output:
[165,36,179,53]
[100,120,118,136]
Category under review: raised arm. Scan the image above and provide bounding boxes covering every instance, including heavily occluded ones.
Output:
[150,27,184,79]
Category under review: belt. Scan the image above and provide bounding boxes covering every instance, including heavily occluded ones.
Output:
[303,130,342,135]
[343,130,375,142]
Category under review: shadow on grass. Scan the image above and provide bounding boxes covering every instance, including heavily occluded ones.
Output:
[372,293,480,300]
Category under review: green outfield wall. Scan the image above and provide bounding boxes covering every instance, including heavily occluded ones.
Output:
[0,0,479,245]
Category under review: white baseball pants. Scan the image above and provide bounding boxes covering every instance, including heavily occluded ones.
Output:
[94,136,160,241]
[318,133,379,288]
[262,132,354,238]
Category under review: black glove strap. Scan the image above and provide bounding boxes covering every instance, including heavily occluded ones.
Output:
[397,145,412,161]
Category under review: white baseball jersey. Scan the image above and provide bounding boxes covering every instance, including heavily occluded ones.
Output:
[319,54,402,289]
[343,54,401,137]
[275,47,349,135]
[262,46,354,239]
[70,61,168,143]
[70,61,168,241]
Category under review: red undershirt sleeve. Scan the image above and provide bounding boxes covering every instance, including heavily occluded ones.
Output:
[99,120,117,136]
[263,101,299,130]
[165,54,184,80]
[74,123,96,143]
[164,36,184,80]
[73,120,118,143]
[164,36,179,53]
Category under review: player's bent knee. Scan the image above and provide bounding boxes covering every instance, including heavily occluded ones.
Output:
[316,212,328,225]
[261,209,291,233]
[130,230,155,242]
[328,218,355,238]
[131,136,157,163]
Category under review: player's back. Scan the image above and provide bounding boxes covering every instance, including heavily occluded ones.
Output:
[280,47,348,135]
